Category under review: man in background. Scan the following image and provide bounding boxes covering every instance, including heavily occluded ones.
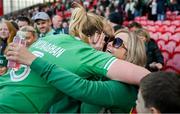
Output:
[52,15,68,34]
[32,12,55,38]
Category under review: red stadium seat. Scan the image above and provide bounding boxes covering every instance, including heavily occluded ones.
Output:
[164,41,177,54]
[166,25,176,34]
[155,20,162,26]
[135,17,140,21]
[157,26,167,33]
[140,16,147,21]
[174,45,180,53]
[159,33,170,42]
[147,26,156,33]
[147,20,154,26]
[162,20,171,26]
[157,40,166,50]
[140,21,147,26]
[169,34,180,44]
[174,27,180,34]
[162,51,170,63]
[171,20,180,27]
[165,53,180,73]
[176,15,180,20]
[150,33,159,41]
[166,11,172,16]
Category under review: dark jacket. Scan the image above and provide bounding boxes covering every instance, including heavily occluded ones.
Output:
[145,39,164,71]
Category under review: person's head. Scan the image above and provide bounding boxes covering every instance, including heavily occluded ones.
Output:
[18,26,37,47]
[107,29,146,66]
[0,21,10,40]
[0,55,8,75]
[17,16,31,29]
[52,15,63,29]
[128,22,142,31]
[2,21,17,44]
[32,12,52,34]
[69,2,107,43]
[134,28,151,42]
[136,71,180,113]
[108,12,123,26]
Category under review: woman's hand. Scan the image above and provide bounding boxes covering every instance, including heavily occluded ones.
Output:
[6,43,37,66]
[88,32,105,51]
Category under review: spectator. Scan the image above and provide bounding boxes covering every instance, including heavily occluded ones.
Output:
[52,15,68,34]
[135,28,164,72]
[17,16,31,29]
[156,0,167,21]
[136,71,180,113]
[108,12,124,32]
[128,22,142,31]
[32,12,55,38]
[10,21,19,30]
[125,0,136,21]
[0,21,17,54]
[149,0,157,21]
[134,0,143,17]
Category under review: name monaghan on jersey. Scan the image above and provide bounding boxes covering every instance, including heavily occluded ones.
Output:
[32,40,66,58]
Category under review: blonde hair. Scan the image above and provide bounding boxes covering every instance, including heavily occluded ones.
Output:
[134,28,151,42]
[69,2,104,43]
[19,25,37,38]
[115,29,147,67]
[102,18,114,39]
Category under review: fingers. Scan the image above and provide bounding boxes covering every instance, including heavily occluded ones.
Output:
[7,44,20,53]
[98,32,105,45]
[93,32,99,44]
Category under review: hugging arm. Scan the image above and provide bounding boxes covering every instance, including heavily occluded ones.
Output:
[30,57,137,109]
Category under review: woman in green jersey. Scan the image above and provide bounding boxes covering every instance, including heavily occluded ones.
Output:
[6,25,147,113]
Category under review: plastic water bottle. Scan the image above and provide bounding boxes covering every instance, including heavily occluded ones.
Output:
[7,32,26,70]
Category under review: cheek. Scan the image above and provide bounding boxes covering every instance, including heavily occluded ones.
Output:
[114,48,126,59]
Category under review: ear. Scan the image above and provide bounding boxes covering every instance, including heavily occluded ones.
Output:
[150,107,161,114]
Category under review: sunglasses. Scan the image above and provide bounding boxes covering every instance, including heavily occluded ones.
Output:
[112,37,128,51]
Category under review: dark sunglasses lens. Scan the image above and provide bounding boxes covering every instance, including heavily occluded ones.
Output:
[113,38,123,48]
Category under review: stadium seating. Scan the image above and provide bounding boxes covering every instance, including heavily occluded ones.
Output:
[123,11,179,73]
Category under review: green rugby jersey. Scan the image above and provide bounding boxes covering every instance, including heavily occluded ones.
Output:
[29,34,117,112]
[0,34,119,113]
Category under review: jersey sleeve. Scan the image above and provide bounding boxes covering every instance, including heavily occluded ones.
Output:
[30,57,137,110]
[76,49,117,78]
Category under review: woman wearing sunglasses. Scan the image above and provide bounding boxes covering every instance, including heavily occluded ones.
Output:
[107,29,146,67]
